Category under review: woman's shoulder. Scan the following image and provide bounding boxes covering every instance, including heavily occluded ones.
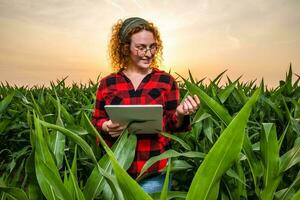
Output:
[153,67,177,83]
[98,71,120,87]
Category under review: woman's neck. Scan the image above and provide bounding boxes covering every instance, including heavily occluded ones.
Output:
[123,65,152,76]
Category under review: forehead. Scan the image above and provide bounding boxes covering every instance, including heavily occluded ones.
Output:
[130,30,155,45]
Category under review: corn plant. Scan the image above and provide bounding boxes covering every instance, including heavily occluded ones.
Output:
[0,65,299,199]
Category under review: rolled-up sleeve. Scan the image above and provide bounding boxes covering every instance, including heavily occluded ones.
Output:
[163,77,191,133]
[92,79,109,132]
[92,79,116,146]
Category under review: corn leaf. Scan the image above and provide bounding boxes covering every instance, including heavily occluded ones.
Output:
[218,81,236,103]
[260,123,281,199]
[160,159,171,200]
[0,92,14,114]
[280,137,300,172]
[278,171,300,200]
[0,186,29,200]
[150,191,187,200]
[82,113,152,200]
[159,131,192,151]
[183,79,232,126]
[83,129,136,200]
[186,88,260,200]
[49,91,65,169]
[138,149,205,180]
[291,189,300,200]
[64,152,85,200]
[33,112,63,200]
[35,154,72,200]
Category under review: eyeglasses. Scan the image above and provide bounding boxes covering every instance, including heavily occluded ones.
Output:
[135,45,157,57]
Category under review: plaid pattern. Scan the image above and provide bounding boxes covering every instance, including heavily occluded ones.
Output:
[92,67,191,178]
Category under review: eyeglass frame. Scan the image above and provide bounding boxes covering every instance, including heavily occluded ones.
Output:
[134,44,158,57]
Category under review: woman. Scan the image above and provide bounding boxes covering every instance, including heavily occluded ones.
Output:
[92,17,200,194]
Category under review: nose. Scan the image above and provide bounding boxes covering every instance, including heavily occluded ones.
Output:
[145,49,152,57]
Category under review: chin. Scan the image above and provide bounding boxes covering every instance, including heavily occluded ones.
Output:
[138,63,151,69]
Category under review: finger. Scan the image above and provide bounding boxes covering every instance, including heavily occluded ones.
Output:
[102,121,109,132]
[112,124,127,130]
[183,101,189,114]
[186,95,198,109]
[119,125,127,130]
[109,131,121,137]
[107,123,120,129]
[111,134,120,138]
[184,98,194,112]
[114,126,126,132]
[193,94,201,105]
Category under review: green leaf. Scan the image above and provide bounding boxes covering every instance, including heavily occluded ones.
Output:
[291,188,300,200]
[159,131,192,151]
[260,123,281,200]
[48,94,75,124]
[203,118,214,143]
[35,154,72,200]
[83,129,136,200]
[188,69,195,84]
[150,191,187,200]
[186,88,260,200]
[0,186,29,200]
[33,111,62,200]
[64,151,85,200]
[39,112,125,200]
[218,81,237,103]
[101,132,137,200]
[160,160,193,173]
[278,171,300,200]
[138,149,205,180]
[212,69,228,85]
[82,113,152,200]
[0,92,15,114]
[242,133,263,192]
[160,159,171,200]
[225,168,248,187]
[280,137,300,172]
[49,94,65,169]
[38,119,98,163]
[183,79,232,126]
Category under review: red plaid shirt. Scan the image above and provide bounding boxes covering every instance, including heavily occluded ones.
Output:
[92,67,191,178]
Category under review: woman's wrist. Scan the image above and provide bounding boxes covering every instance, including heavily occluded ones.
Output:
[175,110,185,119]
[102,121,109,132]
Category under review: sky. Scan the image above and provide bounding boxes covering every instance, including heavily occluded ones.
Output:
[0,0,299,88]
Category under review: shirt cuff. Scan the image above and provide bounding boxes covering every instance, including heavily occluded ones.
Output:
[94,118,117,147]
[95,118,108,132]
[171,112,191,132]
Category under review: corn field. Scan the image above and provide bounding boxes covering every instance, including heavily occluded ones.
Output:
[0,66,300,200]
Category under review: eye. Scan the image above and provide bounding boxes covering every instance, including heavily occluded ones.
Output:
[150,45,157,49]
[137,46,146,51]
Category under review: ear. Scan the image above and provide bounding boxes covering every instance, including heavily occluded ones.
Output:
[122,44,130,56]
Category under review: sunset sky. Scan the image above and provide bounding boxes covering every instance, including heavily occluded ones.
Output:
[0,0,299,88]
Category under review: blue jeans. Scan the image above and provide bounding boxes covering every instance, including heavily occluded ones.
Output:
[138,173,172,194]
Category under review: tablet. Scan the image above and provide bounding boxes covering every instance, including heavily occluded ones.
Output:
[104,104,163,134]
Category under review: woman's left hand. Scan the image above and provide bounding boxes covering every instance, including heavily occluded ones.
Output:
[176,94,201,116]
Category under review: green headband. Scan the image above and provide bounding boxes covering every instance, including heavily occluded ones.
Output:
[119,17,148,43]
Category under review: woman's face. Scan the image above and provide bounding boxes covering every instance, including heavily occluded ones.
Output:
[127,30,157,70]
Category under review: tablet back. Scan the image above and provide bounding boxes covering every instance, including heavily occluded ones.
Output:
[104,104,163,134]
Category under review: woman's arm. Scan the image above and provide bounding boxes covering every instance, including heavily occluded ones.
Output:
[163,77,191,132]
[92,79,109,132]
[175,94,200,128]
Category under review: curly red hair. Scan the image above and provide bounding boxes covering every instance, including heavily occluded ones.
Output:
[108,18,163,72]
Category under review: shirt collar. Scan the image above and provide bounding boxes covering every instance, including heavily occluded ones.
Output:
[117,67,160,76]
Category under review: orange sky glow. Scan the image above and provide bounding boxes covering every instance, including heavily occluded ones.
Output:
[0,0,299,88]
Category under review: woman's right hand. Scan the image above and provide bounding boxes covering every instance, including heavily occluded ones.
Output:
[102,120,126,137]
